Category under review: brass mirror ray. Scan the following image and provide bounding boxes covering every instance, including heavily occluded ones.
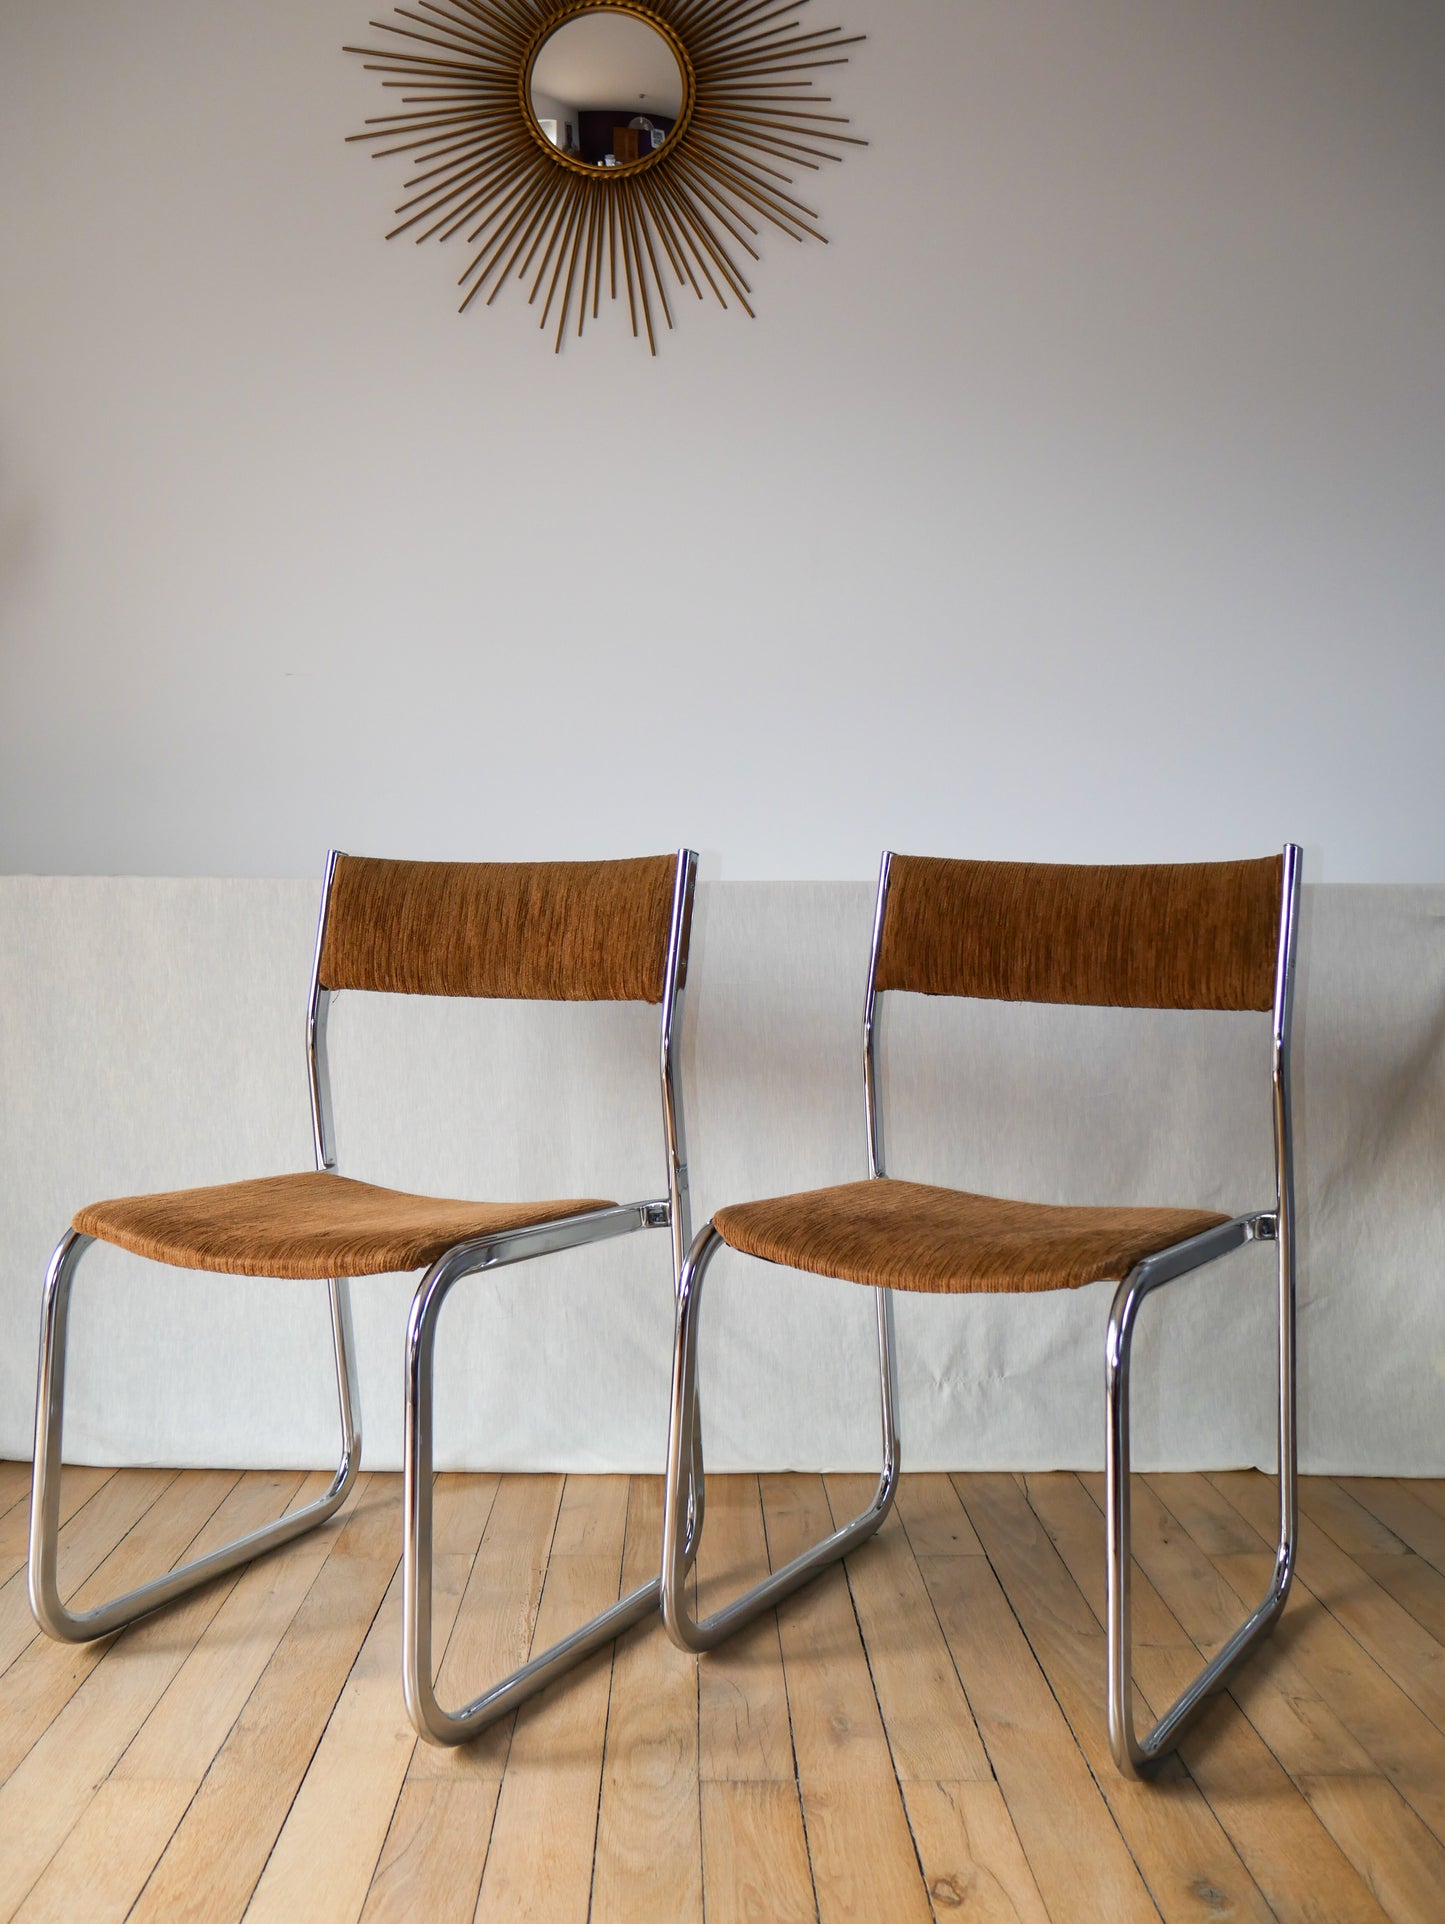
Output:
[345,0,865,353]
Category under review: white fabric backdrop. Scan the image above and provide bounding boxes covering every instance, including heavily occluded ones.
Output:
[1,878,1441,1474]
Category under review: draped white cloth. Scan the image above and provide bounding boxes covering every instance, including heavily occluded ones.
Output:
[1,879,1441,1473]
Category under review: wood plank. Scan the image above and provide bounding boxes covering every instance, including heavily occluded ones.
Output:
[360,1475,551,1920]
[0,1469,271,1919]
[902,1781,1052,1924]
[1299,1479,1445,1647]
[1349,1553,1445,1653]
[405,1472,561,1785]
[1340,1479,1445,1580]
[12,1468,1445,1924]
[473,1475,630,1924]
[1305,1481,1412,1560]
[10,1472,334,1924]
[827,1476,1049,1924]
[695,1472,795,1784]
[0,1465,35,1520]
[591,1475,701,1924]
[1145,1472,1445,1922]
[1122,1468,1445,1922]
[0,1468,178,1681]
[892,1468,985,1559]
[956,1472,1273,1924]
[896,1474,1159,1924]
[1209,1470,1445,1736]
[693,1475,814,1924]
[1146,1472,1445,1849]
[761,1473,933,1924]
[126,1472,391,1924]
[804,1780,940,1924]
[0,1466,112,1578]
[357,1473,504,1924]
[699,1782,815,1924]
[2,1474,309,1772]
[359,1782,500,1924]
[1293,1772,1445,1924]
[245,1472,501,1924]
[18,1783,185,1924]
[243,1561,416,1923]
[0,1472,223,1785]
[823,1474,992,1783]
[761,1475,910,1787]
[1028,1472,1395,1924]
[255,1469,515,1924]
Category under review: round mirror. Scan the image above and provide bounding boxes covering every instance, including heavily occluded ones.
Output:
[527,8,691,172]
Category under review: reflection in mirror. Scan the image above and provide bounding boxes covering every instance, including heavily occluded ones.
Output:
[530,11,685,166]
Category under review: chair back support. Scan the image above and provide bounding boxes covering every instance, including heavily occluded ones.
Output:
[318,854,682,1002]
[306,849,697,1274]
[874,854,1285,1012]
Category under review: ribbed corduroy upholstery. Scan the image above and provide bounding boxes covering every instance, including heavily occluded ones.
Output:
[319,854,679,1002]
[713,1179,1229,1296]
[876,855,1283,1011]
[73,1173,615,1279]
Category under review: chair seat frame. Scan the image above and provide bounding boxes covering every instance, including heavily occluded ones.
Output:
[404,1201,703,1742]
[28,854,365,1645]
[30,1229,361,1642]
[660,843,1302,1781]
[1105,1199,1295,1773]
[661,855,903,1655]
[1105,848,1300,1773]
[403,847,703,1743]
[661,1225,898,1654]
[31,848,704,1751]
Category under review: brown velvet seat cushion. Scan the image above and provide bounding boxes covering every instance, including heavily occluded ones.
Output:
[713,1178,1230,1296]
[73,1172,617,1280]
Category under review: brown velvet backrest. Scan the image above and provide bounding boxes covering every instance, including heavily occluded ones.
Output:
[875,854,1284,1011]
[318,854,680,1003]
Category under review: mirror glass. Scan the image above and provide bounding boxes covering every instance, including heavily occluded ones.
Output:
[530,11,685,166]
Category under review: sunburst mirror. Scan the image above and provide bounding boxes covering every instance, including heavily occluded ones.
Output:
[345,0,865,353]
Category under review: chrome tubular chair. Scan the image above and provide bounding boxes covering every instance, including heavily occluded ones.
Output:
[660,847,1300,1778]
[31,848,703,1748]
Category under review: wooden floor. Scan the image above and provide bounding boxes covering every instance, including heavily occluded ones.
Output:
[2,1465,1445,1922]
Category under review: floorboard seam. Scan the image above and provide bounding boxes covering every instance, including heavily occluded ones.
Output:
[824,1478,945,1918]
[1093,1472,1417,1917]
[757,1474,823,1924]
[231,1491,398,1919]
[948,1474,1167,1924]
[1027,1472,1283,1924]
[1204,1471,1445,1750]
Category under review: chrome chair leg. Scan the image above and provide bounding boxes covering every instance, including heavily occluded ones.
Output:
[1105,1210,1296,1775]
[29,1229,363,1642]
[401,1203,705,1746]
[659,1223,901,1655]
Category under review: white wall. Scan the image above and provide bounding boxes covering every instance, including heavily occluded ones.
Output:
[2,0,1443,881]
[528,87,579,151]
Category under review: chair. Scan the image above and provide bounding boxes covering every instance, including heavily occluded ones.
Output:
[658,847,1300,1777]
[30,847,703,1747]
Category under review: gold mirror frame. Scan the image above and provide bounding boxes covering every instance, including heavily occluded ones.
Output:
[520,6,697,179]
[346,0,865,354]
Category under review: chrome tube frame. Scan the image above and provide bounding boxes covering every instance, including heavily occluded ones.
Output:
[403,849,703,1745]
[659,850,706,1552]
[660,1224,899,1651]
[29,851,362,1641]
[1105,844,1302,1775]
[660,853,901,1652]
